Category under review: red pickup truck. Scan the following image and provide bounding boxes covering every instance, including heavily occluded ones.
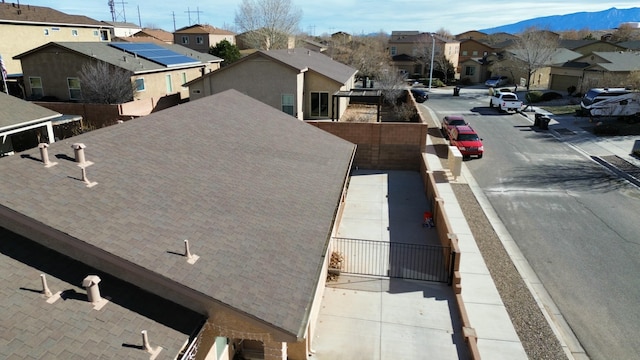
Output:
[449,125,484,159]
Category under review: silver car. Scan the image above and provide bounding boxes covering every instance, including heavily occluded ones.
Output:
[484,76,509,87]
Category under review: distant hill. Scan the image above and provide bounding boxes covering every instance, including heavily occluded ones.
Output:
[479,7,640,34]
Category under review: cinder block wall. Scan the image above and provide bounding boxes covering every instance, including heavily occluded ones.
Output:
[308,122,428,170]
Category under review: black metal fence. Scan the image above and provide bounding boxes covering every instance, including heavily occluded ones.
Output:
[332,237,453,283]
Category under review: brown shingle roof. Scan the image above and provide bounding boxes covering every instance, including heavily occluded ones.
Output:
[0,3,105,27]
[175,24,235,35]
[134,28,174,43]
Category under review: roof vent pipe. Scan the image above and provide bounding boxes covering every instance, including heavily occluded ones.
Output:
[38,143,56,167]
[184,239,193,259]
[40,274,53,297]
[82,275,102,304]
[141,330,152,352]
[71,143,86,164]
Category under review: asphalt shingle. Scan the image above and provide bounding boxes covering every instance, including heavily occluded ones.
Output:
[0,89,356,340]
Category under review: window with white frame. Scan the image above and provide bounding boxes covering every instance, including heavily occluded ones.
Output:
[196,36,204,44]
[135,78,145,92]
[462,50,468,56]
[310,92,329,117]
[67,77,82,100]
[390,46,397,56]
[181,72,187,86]
[165,74,173,93]
[472,50,478,56]
[100,29,109,41]
[29,77,44,98]
[71,29,78,36]
[182,36,189,44]
[282,94,294,116]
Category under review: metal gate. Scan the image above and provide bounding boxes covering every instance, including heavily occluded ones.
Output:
[332,237,454,283]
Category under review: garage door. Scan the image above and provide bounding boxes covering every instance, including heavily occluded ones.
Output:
[550,74,579,92]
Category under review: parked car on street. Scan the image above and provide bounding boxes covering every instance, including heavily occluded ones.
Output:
[441,115,468,138]
[411,89,429,103]
[485,76,509,87]
[449,125,484,159]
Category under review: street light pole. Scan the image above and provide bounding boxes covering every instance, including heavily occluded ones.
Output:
[428,33,435,92]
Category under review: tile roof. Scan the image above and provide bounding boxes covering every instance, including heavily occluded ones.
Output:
[14,42,221,73]
[0,3,105,27]
[0,227,205,359]
[0,89,356,338]
[258,48,357,84]
[0,93,61,129]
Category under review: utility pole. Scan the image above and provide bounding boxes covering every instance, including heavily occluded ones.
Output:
[185,7,203,25]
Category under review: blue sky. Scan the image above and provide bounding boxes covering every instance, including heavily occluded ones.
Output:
[35,1,640,35]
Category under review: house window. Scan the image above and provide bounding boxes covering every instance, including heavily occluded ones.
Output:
[472,50,478,56]
[100,29,109,41]
[282,94,294,116]
[67,77,82,100]
[182,36,189,44]
[135,78,145,92]
[165,74,173,93]
[462,50,468,56]
[196,36,204,44]
[464,66,475,76]
[181,72,187,86]
[310,92,329,117]
[72,29,78,36]
[51,27,60,31]
[93,30,99,36]
[29,77,44,98]
[390,46,397,56]
[44,29,49,36]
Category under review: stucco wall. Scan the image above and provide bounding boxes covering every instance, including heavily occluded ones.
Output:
[308,122,428,170]
[0,23,109,74]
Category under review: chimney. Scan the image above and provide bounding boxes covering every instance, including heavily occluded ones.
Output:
[38,143,56,167]
[82,275,102,304]
[71,143,87,164]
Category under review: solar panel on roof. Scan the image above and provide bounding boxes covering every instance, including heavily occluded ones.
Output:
[109,42,200,67]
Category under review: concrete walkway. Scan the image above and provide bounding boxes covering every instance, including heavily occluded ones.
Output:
[311,168,527,359]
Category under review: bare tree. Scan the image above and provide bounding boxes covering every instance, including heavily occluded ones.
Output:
[330,32,390,82]
[507,27,559,92]
[234,0,302,50]
[611,23,640,42]
[78,61,135,104]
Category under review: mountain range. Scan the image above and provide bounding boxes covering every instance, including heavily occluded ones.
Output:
[478,7,640,34]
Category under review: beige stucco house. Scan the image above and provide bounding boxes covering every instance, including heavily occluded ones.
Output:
[0,3,111,76]
[550,51,640,92]
[174,24,236,53]
[14,41,222,102]
[388,31,460,78]
[186,48,358,120]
